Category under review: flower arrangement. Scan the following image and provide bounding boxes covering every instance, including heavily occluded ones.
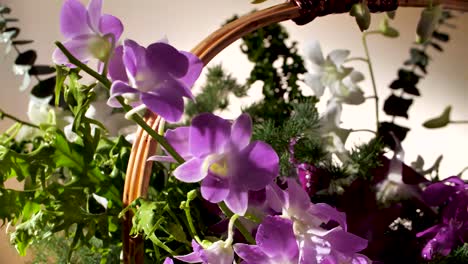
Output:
[0,0,467,264]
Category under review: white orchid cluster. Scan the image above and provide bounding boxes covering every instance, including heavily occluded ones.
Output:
[303,40,367,162]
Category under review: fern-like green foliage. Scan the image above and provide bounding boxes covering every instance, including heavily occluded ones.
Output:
[185,65,247,119]
[238,19,308,123]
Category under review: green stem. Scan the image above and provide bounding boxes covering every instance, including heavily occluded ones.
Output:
[362,31,381,131]
[181,190,202,244]
[54,41,185,164]
[0,108,39,128]
[218,202,256,245]
[450,120,468,124]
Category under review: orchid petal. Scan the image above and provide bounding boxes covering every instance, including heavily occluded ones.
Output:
[86,0,102,33]
[309,203,347,230]
[146,42,189,79]
[201,173,230,203]
[164,127,191,158]
[141,89,184,123]
[231,113,252,150]
[190,113,231,157]
[108,46,128,82]
[173,157,205,183]
[122,39,146,81]
[99,14,124,40]
[179,51,204,89]
[163,258,174,264]
[304,73,325,97]
[232,141,278,191]
[60,0,91,38]
[175,252,203,263]
[234,244,270,264]
[107,81,138,107]
[256,216,298,259]
[53,35,94,65]
[224,188,249,215]
[324,228,368,254]
[328,49,350,67]
[305,40,324,66]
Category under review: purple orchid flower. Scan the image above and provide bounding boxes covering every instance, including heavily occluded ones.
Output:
[175,239,234,264]
[417,176,468,260]
[151,113,279,215]
[234,215,300,264]
[53,0,123,65]
[106,39,203,123]
[266,179,371,263]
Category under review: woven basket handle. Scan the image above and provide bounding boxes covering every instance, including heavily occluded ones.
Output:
[122,1,468,263]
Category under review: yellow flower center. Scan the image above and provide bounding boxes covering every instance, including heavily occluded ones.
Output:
[202,154,229,177]
[88,36,112,61]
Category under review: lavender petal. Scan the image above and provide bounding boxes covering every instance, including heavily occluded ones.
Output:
[230,113,252,150]
[190,113,231,158]
[99,14,124,40]
[173,157,205,183]
[60,0,91,38]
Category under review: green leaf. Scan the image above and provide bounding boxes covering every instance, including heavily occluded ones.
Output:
[423,106,451,129]
[251,0,268,3]
[416,5,442,44]
[55,66,68,106]
[379,18,399,38]
[350,3,371,31]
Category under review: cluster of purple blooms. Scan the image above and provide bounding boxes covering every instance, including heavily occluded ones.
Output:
[54,0,467,263]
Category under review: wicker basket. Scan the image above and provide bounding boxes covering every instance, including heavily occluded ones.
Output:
[121,0,468,263]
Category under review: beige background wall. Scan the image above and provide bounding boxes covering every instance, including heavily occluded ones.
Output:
[0,0,467,262]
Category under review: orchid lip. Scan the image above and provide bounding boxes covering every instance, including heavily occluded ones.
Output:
[202,154,229,178]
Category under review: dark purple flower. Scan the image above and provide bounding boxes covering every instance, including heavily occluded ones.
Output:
[53,0,123,65]
[417,176,468,260]
[234,216,300,264]
[151,113,279,215]
[175,239,234,264]
[106,39,203,122]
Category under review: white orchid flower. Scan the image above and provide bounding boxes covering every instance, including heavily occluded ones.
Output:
[304,40,365,105]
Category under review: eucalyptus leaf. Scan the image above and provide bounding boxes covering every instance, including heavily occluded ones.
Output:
[12,40,34,45]
[379,18,399,38]
[29,65,56,75]
[350,3,371,32]
[383,95,413,118]
[0,6,11,14]
[423,106,451,129]
[15,50,37,66]
[416,5,442,44]
[3,27,20,39]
